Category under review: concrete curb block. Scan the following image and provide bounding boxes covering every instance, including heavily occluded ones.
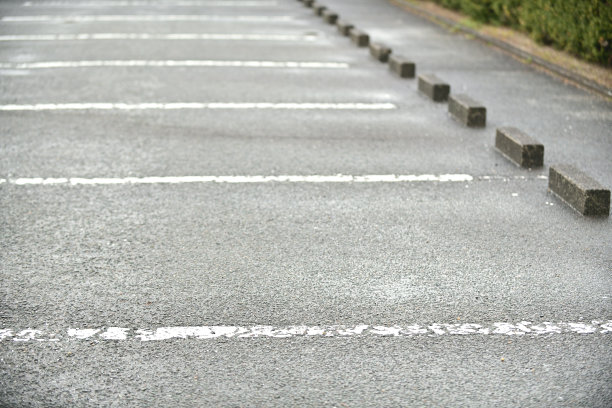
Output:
[391,0,611,99]
[369,42,392,63]
[313,3,327,16]
[418,74,449,102]
[322,10,338,24]
[495,127,543,168]
[448,94,486,127]
[349,28,369,47]
[548,164,610,216]
[389,55,415,78]
[336,20,354,36]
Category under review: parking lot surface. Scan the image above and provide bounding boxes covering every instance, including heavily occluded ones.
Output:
[1,0,611,406]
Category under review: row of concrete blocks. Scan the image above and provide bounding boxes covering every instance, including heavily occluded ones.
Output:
[299,0,610,216]
[339,19,486,129]
[417,74,610,215]
[495,128,609,216]
[301,1,481,129]
[414,76,609,216]
[417,75,486,127]
[417,76,610,215]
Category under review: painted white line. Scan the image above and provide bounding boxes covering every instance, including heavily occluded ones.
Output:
[0,60,349,70]
[0,33,318,42]
[479,175,548,181]
[2,15,293,22]
[0,102,397,111]
[1,321,610,342]
[1,174,473,186]
[23,1,279,6]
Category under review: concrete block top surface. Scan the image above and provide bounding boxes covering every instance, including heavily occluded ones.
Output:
[389,54,413,64]
[388,55,416,77]
[497,127,541,147]
[550,164,609,192]
[350,28,367,36]
[418,74,446,85]
[370,42,391,52]
[418,74,450,101]
[322,10,338,23]
[449,93,485,108]
[369,43,392,62]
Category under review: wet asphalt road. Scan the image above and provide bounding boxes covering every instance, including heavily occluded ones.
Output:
[1,0,611,406]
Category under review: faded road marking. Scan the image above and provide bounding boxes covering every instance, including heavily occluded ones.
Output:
[1,321,610,342]
[0,60,349,70]
[2,174,474,186]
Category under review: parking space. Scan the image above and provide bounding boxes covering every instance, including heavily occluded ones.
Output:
[1,0,611,406]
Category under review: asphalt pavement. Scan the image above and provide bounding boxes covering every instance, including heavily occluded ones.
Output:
[1,0,611,406]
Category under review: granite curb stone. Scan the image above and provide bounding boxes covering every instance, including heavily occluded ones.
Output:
[314,4,327,15]
[548,165,610,216]
[322,10,339,24]
[336,20,354,36]
[448,94,486,127]
[418,74,450,102]
[369,43,392,62]
[389,55,415,78]
[495,127,544,168]
[349,28,370,47]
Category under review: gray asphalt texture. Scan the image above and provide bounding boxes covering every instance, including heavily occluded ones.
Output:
[1,0,611,406]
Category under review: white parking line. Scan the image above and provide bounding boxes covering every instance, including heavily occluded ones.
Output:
[2,15,294,22]
[23,1,279,6]
[0,33,318,42]
[2,175,474,186]
[0,60,349,69]
[2,321,610,342]
[0,102,397,111]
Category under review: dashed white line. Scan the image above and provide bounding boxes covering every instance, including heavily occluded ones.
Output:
[0,102,397,111]
[23,1,279,6]
[1,174,473,186]
[1,15,294,22]
[1,321,610,342]
[0,60,349,70]
[0,33,318,42]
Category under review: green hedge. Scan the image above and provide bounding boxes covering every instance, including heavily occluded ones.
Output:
[425,0,611,65]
